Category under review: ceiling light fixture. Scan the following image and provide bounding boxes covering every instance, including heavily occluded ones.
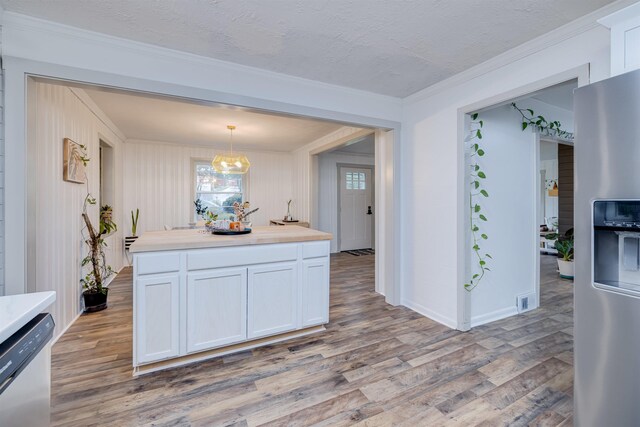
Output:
[211,125,250,174]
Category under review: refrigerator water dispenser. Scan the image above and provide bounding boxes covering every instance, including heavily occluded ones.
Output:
[593,200,640,297]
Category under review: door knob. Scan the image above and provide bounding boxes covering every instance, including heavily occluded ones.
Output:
[367,206,373,215]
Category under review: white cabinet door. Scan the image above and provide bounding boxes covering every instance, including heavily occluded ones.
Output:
[136,273,180,364]
[248,262,298,339]
[186,268,247,353]
[301,258,330,327]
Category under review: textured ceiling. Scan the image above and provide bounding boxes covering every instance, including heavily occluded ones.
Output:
[2,0,616,97]
[82,87,344,151]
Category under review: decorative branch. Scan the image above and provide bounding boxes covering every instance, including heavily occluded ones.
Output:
[511,103,574,141]
[465,113,492,292]
[80,186,115,294]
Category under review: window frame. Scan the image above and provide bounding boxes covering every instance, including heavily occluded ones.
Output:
[192,158,249,221]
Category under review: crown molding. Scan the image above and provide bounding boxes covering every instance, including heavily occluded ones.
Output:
[1,11,402,118]
[403,0,638,106]
[1,12,402,104]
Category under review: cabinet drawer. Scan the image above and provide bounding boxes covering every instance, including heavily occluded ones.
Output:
[188,244,298,270]
[136,252,181,275]
[302,241,329,259]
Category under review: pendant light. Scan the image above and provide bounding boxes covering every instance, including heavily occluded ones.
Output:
[212,125,251,174]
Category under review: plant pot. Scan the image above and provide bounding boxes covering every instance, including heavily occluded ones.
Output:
[125,235,138,250]
[557,259,574,280]
[83,288,109,312]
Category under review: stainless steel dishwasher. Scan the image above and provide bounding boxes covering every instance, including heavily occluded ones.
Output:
[0,313,55,427]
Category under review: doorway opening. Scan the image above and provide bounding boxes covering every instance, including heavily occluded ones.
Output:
[462,78,578,328]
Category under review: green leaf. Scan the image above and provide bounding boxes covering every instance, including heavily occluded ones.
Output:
[474,165,480,171]
[472,143,479,151]
[473,244,480,251]
[522,122,528,131]
[476,130,483,139]
[480,189,489,197]
[485,254,493,259]
[477,149,485,156]
[484,268,491,271]
[481,234,488,239]
[473,181,479,189]
[474,204,481,213]
[479,214,487,221]
[538,115,546,123]
[479,260,486,266]
[478,120,484,127]
[527,109,534,115]
[471,113,478,120]
[472,225,479,232]
[477,171,486,179]
[472,274,479,279]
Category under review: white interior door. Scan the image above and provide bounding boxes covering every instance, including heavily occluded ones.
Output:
[339,167,373,251]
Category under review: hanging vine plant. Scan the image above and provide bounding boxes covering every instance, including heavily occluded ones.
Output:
[464,113,492,292]
[511,103,574,141]
[464,103,573,293]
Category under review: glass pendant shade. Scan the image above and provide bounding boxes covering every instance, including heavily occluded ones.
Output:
[212,125,250,174]
[211,152,251,174]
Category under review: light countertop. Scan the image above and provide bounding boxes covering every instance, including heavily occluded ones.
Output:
[129,225,332,253]
[0,291,56,343]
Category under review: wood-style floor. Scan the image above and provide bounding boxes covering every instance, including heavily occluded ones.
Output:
[51,253,574,426]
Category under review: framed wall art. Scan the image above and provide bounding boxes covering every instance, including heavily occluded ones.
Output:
[63,138,87,184]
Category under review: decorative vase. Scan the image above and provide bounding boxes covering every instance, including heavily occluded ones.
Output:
[125,236,138,250]
[83,288,109,312]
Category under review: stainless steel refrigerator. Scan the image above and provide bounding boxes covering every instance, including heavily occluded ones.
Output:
[574,69,640,426]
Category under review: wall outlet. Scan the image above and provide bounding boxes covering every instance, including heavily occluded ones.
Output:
[516,292,537,313]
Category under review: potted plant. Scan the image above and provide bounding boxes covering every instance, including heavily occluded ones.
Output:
[554,229,574,280]
[125,208,139,250]
[81,198,117,312]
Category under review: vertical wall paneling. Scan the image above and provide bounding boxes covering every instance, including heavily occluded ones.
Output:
[123,140,294,234]
[31,82,125,339]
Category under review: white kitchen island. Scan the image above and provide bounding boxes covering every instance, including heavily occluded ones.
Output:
[129,226,332,375]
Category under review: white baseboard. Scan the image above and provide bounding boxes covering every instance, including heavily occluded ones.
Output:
[51,310,82,346]
[470,306,519,328]
[402,299,458,329]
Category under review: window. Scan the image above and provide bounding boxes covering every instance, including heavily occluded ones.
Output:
[194,161,246,220]
[346,172,366,190]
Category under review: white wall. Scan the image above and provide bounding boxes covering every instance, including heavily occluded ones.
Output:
[540,140,559,227]
[401,19,612,329]
[30,81,125,339]
[123,140,293,234]
[0,69,4,297]
[317,151,374,253]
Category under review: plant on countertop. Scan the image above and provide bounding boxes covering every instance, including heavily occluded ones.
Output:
[130,208,140,237]
[233,201,259,222]
[511,103,574,141]
[194,198,208,219]
[81,194,117,312]
[464,112,492,292]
